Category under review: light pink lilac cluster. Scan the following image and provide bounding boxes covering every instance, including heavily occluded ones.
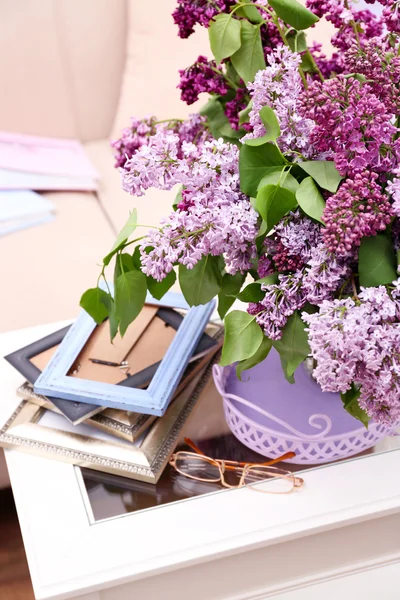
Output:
[112,114,209,169]
[121,138,258,279]
[387,168,400,216]
[303,284,400,425]
[263,211,321,273]
[244,47,315,158]
[249,272,306,340]
[249,243,352,338]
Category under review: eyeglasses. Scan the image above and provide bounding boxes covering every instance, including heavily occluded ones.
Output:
[169,438,304,494]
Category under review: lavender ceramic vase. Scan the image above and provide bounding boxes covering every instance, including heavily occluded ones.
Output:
[213,348,396,465]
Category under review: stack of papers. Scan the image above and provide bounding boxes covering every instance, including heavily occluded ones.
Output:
[0,132,99,191]
[0,190,55,237]
[0,132,100,236]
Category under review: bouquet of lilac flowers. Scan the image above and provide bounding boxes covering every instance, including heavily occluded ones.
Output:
[81,0,400,427]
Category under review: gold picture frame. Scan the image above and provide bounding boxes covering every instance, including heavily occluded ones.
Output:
[0,353,220,484]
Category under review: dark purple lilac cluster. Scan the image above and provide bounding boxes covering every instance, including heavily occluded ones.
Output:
[172,0,235,38]
[302,76,400,177]
[346,39,400,112]
[178,56,229,105]
[322,171,393,256]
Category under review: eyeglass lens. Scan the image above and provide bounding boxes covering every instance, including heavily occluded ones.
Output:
[243,466,296,494]
[174,453,221,482]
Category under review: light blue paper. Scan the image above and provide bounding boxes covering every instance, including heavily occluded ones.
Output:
[0,190,54,221]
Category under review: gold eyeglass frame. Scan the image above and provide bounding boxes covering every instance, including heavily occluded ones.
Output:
[169,450,304,494]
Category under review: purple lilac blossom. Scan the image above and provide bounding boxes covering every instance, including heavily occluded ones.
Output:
[302,243,352,303]
[302,76,400,176]
[251,272,307,340]
[346,39,400,112]
[387,167,400,217]
[262,211,321,273]
[128,139,258,279]
[331,9,383,52]
[382,0,400,32]
[323,171,393,256]
[257,255,275,278]
[111,116,158,168]
[112,114,209,169]
[178,56,229,105]
[303,285,400,425]
[172,0,235,38]
[274,211,321,262]
[260,18,284,57]
[244,47,315,158]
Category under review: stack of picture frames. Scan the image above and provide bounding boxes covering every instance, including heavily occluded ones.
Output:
[1,291,222,483]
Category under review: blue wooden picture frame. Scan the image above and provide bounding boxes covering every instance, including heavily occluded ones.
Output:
[34,291,216,417]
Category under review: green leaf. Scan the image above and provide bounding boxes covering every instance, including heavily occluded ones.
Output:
[298,161,342,193]
[259,106,281,140]
[235,282,265,302]
[256,184,297,231]
[220,311,264,366]
[244,106,281,146]
[79,287,110,325]
[256,273,279,285]
[267,0,319,29]
[236,337,273,380]
[200,97,243,141]
[132,246,142,270]
[257,169,299,194]
[238,101,252,126]
[173,187,183,209]
[296,176,325,223]
[218,272,246,319]
[358,234,397,287]
[113,252,137,290]
[301,52,316,73]
[286,30,308,53]
[114,270,147,336]
[280,355,295,383]
[147,270,176,301]
[179,255,222,306]
[235,5,264,23]
[231,20,266,84]
[341,385,369,428]
[273,311,310,377]
[99,292,119,341]
[103,210,138,266]
[208,13,242,64]
[239,142,286,197]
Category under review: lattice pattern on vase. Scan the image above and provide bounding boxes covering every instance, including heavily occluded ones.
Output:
[213,365,397,465]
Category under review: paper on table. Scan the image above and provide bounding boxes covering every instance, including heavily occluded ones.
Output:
[0,131,99,179]
[0,190,54,221]
[0,168,98,191]
[0,190,55,237]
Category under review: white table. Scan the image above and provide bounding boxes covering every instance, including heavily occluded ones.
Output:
[1,323,400,600]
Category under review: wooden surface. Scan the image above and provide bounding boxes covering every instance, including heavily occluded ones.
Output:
[0,488,34,600]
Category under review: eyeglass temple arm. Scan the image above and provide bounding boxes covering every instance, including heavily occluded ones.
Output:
[184,438,296,466]
[184,437,206,456]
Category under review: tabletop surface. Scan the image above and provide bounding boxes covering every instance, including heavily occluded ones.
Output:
[2,322,400,600]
